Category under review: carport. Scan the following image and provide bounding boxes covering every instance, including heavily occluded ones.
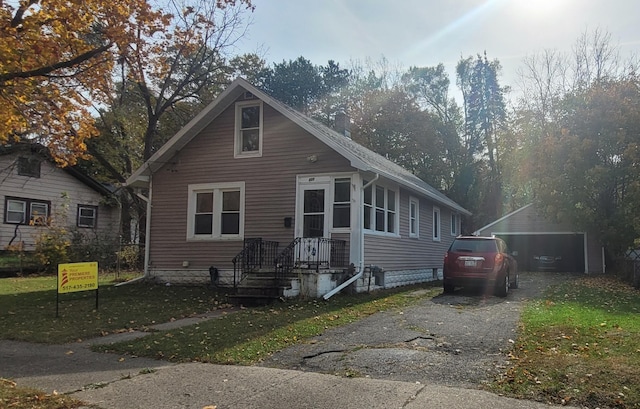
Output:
[474,204,603,274]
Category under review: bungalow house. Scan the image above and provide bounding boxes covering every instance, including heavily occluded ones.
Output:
[0,143,120,255]
[126,78,470,298]
[474,204,604,273]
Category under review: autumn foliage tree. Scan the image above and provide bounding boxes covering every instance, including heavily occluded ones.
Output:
[0,0,252,165]
[0,0,171,165]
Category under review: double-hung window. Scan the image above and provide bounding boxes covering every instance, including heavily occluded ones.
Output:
[188,182,245,240]
[451,213,459,236]
[235,101,263,157]
[363,181,398,234]
[4,197,50,225]
[409,197,419,237]
[332,178,350,228]
[77,205,98,228]
[433,206,441,241]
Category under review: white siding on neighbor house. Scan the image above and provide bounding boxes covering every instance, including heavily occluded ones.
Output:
[0,153,119,251]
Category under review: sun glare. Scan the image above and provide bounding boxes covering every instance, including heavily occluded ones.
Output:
[514,0,561,15]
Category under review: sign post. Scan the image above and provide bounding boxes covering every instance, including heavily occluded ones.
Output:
[56,262,99,317]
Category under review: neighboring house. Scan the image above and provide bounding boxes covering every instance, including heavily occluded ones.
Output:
[0,143,120,253]
[474,204,604,273]
[126,78,470,298]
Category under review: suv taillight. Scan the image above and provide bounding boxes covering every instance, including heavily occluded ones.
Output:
[494,253,504,265]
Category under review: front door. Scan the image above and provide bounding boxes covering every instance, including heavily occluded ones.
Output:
[296,178,331,266]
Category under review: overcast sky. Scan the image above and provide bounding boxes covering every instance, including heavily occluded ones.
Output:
[235,0,640,98]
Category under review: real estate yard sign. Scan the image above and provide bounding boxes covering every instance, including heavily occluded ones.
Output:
[56,262,99,317]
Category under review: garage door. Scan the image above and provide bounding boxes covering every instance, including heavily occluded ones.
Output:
[495,233,585,273]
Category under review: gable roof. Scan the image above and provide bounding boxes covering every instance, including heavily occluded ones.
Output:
[127,77,470,216]
[473,204,534,235]
[0,142,115,197]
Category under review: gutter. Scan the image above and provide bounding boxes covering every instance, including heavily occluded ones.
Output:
[323,172,379,300]
[116,171,153,286]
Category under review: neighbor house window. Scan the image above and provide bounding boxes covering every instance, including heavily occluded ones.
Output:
[235,101,263,157]
[188,182,245,240]
[451,213,459,236]
[77,205,98,228]
[433,206,441,241]
[409,197,419,237]
[333,178,351,228]
[363,181,398,234]
[4,197,50,225]
[17,156,41,178]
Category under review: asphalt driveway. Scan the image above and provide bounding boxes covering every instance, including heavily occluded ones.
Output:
[259,271,577,388]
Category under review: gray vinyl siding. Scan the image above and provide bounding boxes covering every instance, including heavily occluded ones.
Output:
[362,188,453,271]
[0,153,119,251]
[148,100,354,271]
[477,205,576,233]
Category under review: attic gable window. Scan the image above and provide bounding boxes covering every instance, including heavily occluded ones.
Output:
[17,156,41,178]
[234,100,263,158]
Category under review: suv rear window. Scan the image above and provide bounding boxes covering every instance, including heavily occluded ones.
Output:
[450,239,498,253]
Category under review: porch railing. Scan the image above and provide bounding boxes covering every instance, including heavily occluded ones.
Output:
[232,238,279,287]
[276,237,348,278]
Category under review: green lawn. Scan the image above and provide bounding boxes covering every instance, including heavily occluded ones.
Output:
[93,286,438,365]
[3,273,639,408]
[0,274,232,344]
[487,276,640,409]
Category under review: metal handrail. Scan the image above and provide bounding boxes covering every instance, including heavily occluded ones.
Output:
[232,238,279,287]
[276,237,348,278]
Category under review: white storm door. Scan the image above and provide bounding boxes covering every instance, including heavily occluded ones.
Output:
[296,178,331,265]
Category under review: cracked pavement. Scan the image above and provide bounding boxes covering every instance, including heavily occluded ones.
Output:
[259,271,577,388]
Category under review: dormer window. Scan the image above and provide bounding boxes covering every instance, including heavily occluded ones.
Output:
[235,101,263,158]
[17,156,41,178]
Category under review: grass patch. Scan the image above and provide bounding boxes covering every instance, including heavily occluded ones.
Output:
[0,274,231,344]
[0,378,85,409]
[488,276,640,409]
[0,252,41,269]
[94,286,440,365]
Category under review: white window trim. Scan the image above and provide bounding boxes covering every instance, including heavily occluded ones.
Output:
[5,197,49,225]
[433,206,441,242]
[451,213,459,236]
[331,176,352,232]
[187,182,245,241]
[409,196,419,238]
[363,181,399,237]
[77,205,98,228]
[234,100,263,158]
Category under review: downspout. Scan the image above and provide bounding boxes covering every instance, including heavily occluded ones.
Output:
[323,172,379,300]
[116,171,153,286]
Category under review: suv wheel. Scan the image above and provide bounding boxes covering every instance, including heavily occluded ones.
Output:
[495,273,509,297]
[510,273,519,289]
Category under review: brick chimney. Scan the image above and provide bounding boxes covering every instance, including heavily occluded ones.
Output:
[334,112,351,138]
